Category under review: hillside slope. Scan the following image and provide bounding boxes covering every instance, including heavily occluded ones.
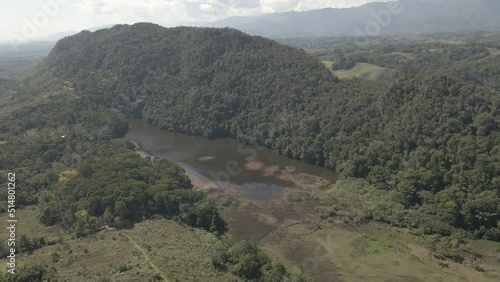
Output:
[44,23,337,138]
[1,24,307,281]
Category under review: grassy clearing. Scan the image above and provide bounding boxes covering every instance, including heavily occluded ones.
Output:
[0,206,68,243]
[0,209,240,281]
[321,60,333,70]
[351,229,410,257]
[474,48,500,64]
[389,51,415,59]
[333,63,395,80]
[125,219,240,282]
[121,232,170,281]
[487,48,500,56]
[218,185,500,282]
[1,227,159,281]
[297,225,500,282]
[469,239,500,251]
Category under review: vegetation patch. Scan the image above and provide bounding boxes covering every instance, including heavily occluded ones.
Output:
[351,230,410,257]
[321,60,333,69]
[333,63,395,80]
[125,219,239,281]
[487,47,500,56]
[1,211,159,281]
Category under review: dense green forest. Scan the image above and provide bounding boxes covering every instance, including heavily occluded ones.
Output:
[0,24,499,279]
[0,73,226,235]
[29,23,499,241]
[1,25,310,281]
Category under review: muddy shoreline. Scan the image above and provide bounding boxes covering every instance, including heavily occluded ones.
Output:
[124,126,495,282]
[129,138,341,280]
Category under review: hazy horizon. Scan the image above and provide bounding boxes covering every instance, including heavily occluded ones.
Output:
[0,0,396,42]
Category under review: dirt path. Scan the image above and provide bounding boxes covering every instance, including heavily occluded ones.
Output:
[122,232,170,282]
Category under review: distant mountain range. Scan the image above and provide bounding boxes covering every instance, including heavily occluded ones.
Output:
[4,0,500,44]
[0,25,115,44]
[206,0,500,38]
[33,25,115,42]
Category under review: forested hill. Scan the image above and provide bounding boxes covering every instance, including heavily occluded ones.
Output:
[43,23,337,138]
[9,23,500,242]
[1,23,315,280]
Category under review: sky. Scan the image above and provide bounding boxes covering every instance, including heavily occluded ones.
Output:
[0,0,390,42]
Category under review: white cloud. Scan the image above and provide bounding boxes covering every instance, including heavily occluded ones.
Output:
[259,0,300,13]
[78,0,192,25]
[295,0,360,11]
[200,3,215,12]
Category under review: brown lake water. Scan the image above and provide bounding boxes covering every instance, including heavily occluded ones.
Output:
[125,119,336,201]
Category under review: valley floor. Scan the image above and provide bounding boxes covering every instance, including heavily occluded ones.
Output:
[190,168,500,282]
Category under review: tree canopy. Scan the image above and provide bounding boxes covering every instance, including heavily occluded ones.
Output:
[1,23,499,242]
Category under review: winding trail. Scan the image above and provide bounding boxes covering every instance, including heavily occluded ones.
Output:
[122,232,170,282]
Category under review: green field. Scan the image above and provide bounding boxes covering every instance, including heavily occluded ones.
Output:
[321,60,333,69]
[333,63,396,80]
[0,209,241,281]
[488,48,500,56]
